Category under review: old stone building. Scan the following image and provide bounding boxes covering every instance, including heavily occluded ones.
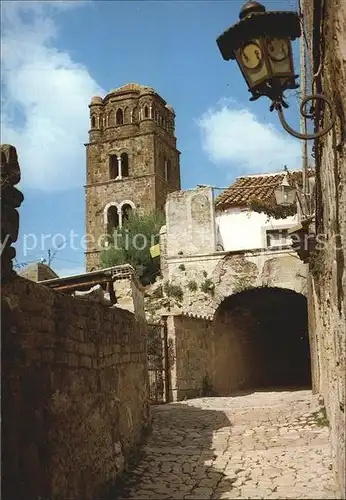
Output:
[157,183,307,319]
[18,262,58,282]
[85,83,181,271]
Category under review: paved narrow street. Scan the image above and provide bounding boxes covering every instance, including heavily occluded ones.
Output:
[117,390,337,499]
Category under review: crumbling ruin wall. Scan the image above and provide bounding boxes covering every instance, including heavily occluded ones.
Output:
[1,144,24,282]
[165,186,217,257]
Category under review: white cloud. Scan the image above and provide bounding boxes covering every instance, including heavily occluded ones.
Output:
[1,1,103,191]
[198,101,302,176]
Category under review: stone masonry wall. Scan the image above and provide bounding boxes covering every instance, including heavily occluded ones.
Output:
[163,250,307,320]
[114,276,146,325]
[2,276,150,500]
[166,315,213,401]
[166,312,262,401]
[302,0,346,496]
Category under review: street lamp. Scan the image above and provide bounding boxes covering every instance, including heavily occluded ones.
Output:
[216,1,336,140]
[274,169,296,207]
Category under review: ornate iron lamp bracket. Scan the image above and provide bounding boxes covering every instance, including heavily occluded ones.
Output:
[271,94,337,140]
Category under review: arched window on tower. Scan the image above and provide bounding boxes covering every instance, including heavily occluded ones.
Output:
[107,205,119,236]
[91,115,96,128]
[108,110,115,126]
[116,108,124,125]
[121,203,133,224]
[144,106,149,118]
[109,155,118,179]
[121,153,129,177]
[124,107,131,123]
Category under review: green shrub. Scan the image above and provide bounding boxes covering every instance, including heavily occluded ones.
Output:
[187,280,198,292]
[200,278,215,294]
[163,281,184,302]
[100,209,165,285]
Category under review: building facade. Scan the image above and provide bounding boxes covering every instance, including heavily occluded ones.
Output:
[215,172,301,252]
[85,83,181,271]
[159,180,307,319]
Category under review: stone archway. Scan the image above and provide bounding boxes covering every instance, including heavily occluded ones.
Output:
[211,287,311,395]
[209,252,307,315]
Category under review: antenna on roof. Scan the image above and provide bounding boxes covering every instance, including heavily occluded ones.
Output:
[46,243,64,267]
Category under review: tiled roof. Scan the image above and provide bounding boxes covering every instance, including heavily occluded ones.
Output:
[215,171,305,210]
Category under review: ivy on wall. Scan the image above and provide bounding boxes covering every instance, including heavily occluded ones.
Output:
[248,197,297,220]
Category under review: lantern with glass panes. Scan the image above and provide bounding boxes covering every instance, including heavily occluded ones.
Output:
[274,170,296,207]
[216,1,336,140]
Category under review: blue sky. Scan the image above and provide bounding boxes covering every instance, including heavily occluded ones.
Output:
[1,0,305,276]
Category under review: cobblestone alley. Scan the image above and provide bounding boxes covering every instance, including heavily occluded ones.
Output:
[116,390,337,499]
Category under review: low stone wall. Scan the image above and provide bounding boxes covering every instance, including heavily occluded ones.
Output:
[166,315,213,401]
[2,276,150,500]
[166,312,256,400]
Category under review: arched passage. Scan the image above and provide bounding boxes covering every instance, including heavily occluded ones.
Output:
[212,287,311,394]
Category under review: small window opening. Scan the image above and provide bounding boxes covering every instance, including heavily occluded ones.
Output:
[121,204,133,224]
[266,229,291,249]
[116,108,123,125]
[109,155,118,179]
[121,153,129,177]
[107,206,119,236]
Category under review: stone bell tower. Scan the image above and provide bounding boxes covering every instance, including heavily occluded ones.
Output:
[85,83,181,271]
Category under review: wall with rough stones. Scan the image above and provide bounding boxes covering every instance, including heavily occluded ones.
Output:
[302,0,346,496]
[114,276,146,325]
[166,314,213,401]
[166,312,258,400]
[1,276,150,500]
[163,249,307,319]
